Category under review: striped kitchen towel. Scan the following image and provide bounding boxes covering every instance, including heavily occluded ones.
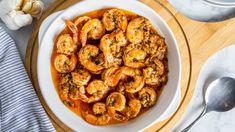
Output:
[0,26,55,132]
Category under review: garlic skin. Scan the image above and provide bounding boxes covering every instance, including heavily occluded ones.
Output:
[0,0,23,16]
[1,0,23,11]
[0,0,44,30]
[1,10,33,30]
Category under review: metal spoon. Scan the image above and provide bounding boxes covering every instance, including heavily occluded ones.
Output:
[181,77,235,132]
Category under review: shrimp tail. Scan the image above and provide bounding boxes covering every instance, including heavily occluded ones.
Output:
[64,19,79,45]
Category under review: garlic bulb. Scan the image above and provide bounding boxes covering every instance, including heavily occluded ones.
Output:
[0,0,44,30]
[1,10,33,30]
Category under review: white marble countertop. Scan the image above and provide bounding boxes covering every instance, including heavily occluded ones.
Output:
[169,1,235,132]
[1,0,235,131]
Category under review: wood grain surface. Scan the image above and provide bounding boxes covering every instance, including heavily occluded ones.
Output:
[25,0,235,131]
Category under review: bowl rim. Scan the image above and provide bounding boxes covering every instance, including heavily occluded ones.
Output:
[204,0,235,7]
[37,0,182,131]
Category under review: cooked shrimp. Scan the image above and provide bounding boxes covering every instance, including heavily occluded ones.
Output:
[63,17,91,48]
[60,73,75,88]
[78,80,109,103]
[80,19,105,46]
[101,67,123,87]
[71,69,91,86]
[99,34,114,63]
[84,102,109,125]
[109,31,127,65]
[123,43,142,54]
[143,57,166,85]
[59,86,69,101]
[60,75,76,101]
[138,87,157,108]
[90,53,105,74]
[64,20,79,45]
[126,99,141,118]
[52,8,169,126]
[123,48,146,68]
[107,107,128,122]
[143,34,161,55]
[155,44,167,60]
[106,92,128,121]
[106,92,126,111]
[89,81,109,103]
[93,102,106,115]
[153,58,165,75]
[69,87,79,100]
[59,73,77,106]
[100,30,127,66]
[74,16,91,28]
[123,43,146,68]
[116,83,124,95]
[62,99,75,108]
[78,45,104,73]
[54,54,77,73]
[143,67,160,85]
[102,9,128,31]
[120,67,144,93]
[126,17,151,44]
[56,34,77,55]
[143,34,167,61]
[83,111,111,125]
[110,30,128,47]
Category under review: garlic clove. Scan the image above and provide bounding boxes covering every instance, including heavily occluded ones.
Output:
[28,0,44,17]
[11,10,33,29]
[1,14,19,30]
[22,0,33,13]
[1,10,33,30]
[15,0,24,11]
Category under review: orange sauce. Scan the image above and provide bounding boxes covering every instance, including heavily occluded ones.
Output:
[50,8,164,125]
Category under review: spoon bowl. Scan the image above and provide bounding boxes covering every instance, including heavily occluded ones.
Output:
[182,77,235,132]
[205,77,235,112]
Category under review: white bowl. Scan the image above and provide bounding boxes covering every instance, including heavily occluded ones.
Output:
[38,10,181,121]
[37,0,181,131]
[204,0,235,7]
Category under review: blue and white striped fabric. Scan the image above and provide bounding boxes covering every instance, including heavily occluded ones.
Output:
[0,26,55,132]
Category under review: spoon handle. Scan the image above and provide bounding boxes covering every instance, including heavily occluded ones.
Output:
[181,106,208,132]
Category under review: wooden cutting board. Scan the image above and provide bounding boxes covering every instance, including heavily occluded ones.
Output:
[24,0,235,131]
